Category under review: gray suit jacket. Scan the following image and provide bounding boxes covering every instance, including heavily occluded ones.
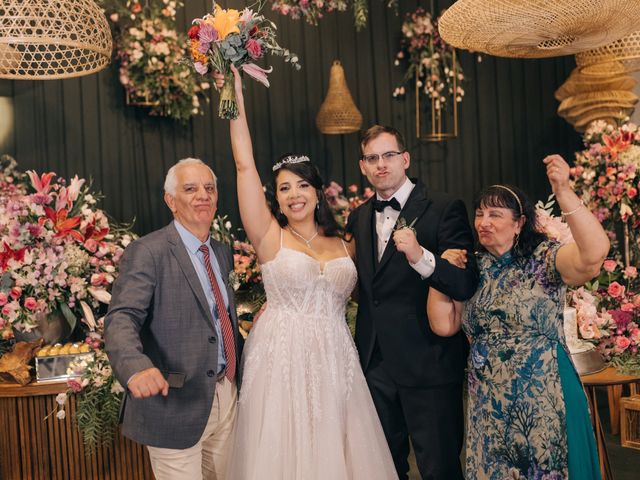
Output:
[104,222,240,449]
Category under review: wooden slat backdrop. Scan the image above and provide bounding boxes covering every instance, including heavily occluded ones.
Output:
[0,0,579,236]
[0,382,154,480]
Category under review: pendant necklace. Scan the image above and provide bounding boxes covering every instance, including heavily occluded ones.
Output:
[289,224,319,250]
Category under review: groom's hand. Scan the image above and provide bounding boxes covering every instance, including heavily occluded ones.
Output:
[393,228,422,264]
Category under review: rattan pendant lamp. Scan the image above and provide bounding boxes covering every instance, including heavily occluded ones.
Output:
[316,61,363,134]
[438,0,640,58]
[577,30,640,75]
[0,0,112,80]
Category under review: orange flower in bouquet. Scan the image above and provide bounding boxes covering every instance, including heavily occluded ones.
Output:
[188,1,301,119]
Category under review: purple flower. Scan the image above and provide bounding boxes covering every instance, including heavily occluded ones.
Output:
[610,309,633,330]
[198,41,210,55]
[198,24,218,43]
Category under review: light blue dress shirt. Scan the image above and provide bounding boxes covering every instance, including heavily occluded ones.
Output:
[174,220,229,373]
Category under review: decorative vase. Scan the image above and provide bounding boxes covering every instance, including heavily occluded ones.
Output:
[12,309,72,345]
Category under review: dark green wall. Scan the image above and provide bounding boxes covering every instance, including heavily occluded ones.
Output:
[0,0,581,235]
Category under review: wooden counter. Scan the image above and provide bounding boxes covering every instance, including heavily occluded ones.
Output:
[0,380,154,480]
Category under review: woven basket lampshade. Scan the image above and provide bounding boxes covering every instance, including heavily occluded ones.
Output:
[577,30,640,75]
[556,88,638,132]
[554,65,636,101]
[438,0,640,58]
[574,110,630,131]
[316,61,363,135]
[0,0,112,80]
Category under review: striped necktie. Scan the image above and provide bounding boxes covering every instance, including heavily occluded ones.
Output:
[198,244,235,382]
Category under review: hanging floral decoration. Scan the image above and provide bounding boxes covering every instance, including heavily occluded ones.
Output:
[101,0,211,122]
[392,7,464,111]
[271,0,397,32]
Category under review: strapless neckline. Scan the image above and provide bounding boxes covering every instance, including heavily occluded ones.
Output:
[262,246,353,275]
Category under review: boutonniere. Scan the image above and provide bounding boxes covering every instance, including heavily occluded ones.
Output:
[394,217,417,235]
[227,270,240,292]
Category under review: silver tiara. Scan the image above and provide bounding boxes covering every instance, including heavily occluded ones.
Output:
[272,155,310,171]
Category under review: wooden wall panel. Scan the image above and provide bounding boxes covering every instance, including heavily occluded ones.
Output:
[0,383,154,480]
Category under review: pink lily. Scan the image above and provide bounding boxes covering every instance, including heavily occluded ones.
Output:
[26,170,55,194]
[241,62,273,88]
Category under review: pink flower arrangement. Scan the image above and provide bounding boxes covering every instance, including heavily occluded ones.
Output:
[324,181,374,227]
[0,155,135,340]
[571,121,640,231]
[571,258,640,371]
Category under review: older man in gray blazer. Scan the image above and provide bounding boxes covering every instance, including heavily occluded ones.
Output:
[105,158,240,480]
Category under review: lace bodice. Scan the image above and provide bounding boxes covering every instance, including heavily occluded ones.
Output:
[261,247,357,321]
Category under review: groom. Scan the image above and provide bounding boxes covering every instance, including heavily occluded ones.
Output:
[347,125,479,479]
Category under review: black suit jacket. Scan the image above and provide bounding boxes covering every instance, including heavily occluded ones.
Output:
[347,180,479,387]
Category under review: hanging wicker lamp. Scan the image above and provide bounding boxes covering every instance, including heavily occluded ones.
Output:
[557,90,638,115]
[0,0,112,80]
[576,30,640,75]
[316,60,363,135]
[438,0,640,58]
[554,65,636,101]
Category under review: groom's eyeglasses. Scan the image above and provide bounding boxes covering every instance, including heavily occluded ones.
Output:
[360,151,405,165]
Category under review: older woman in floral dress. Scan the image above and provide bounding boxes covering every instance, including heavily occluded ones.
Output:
[428,154,609,479]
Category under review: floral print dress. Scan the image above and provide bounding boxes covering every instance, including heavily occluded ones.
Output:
[462,240,598,480]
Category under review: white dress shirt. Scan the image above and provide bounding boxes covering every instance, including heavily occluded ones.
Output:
[375,177,436,277]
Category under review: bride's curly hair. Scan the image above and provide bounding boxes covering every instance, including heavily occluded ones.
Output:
[269,154,344,238]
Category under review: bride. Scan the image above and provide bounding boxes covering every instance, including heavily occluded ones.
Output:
[217,66,398,479]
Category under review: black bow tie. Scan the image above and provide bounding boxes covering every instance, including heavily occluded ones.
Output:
[372,197,401,212]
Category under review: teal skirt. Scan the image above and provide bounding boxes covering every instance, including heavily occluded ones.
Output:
[557,345,602,480]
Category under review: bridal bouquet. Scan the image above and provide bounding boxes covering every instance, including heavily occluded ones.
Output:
[187,1,301,119]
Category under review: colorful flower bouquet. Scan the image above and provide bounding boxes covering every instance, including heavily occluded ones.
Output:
[0,155,135,342]
[103,0,211,122]
[187,1,301,119]
[571,260,640,374]
[392,7,464,111]
[571,121,640,238]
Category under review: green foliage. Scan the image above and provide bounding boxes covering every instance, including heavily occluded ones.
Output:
[74,375,123,454]
[611,353,640,376]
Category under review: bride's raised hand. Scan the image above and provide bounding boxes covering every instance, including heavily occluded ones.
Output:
[229,64,246,118]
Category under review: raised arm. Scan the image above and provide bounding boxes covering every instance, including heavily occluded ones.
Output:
[545,154,610,286]
[220,66,279,258]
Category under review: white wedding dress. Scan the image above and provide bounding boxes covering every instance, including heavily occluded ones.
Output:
[227,238,398,480]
